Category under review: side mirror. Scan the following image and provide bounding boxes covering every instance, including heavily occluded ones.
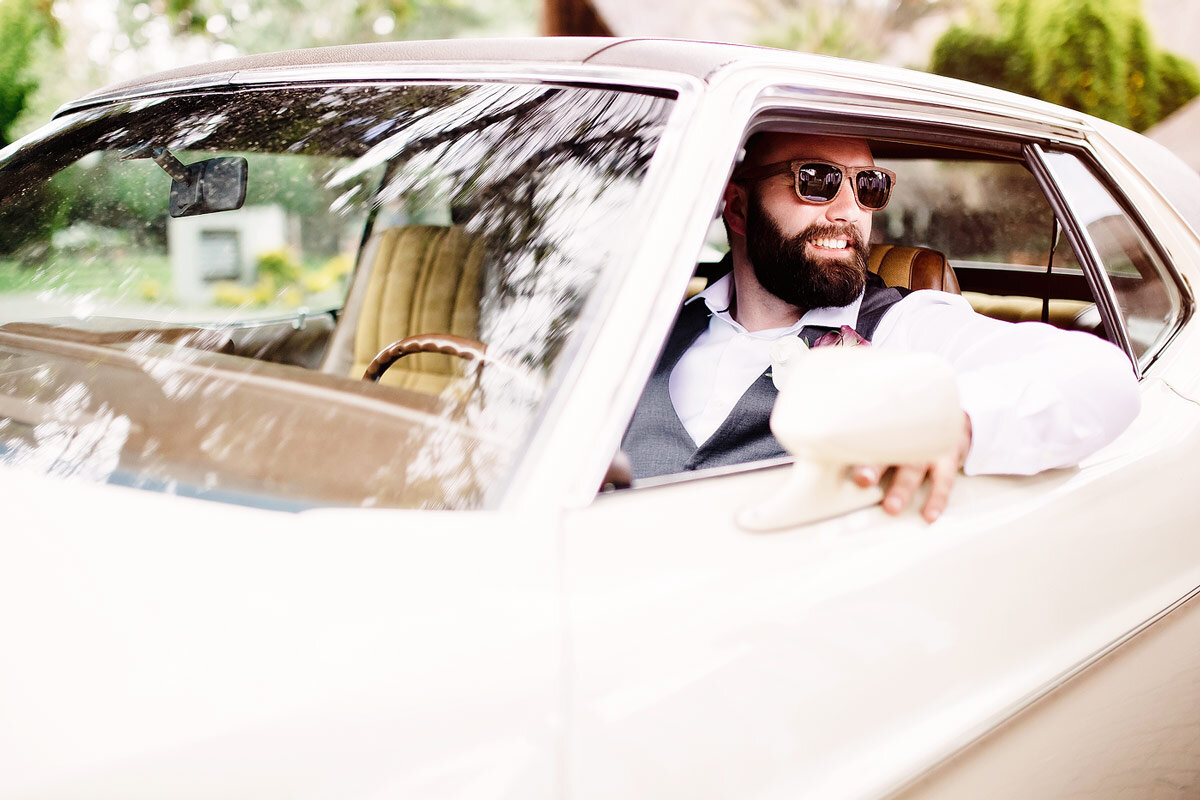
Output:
[737,347,961,531]
[169,156,248,218]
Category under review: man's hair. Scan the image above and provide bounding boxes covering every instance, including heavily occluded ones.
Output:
[722,133,770,242]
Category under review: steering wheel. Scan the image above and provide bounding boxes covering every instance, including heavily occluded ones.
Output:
[362,333,490,383]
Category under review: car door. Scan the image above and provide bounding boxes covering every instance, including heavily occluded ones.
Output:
[558,76,1200,799]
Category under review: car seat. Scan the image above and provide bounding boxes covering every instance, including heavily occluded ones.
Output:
[323,224,488,393]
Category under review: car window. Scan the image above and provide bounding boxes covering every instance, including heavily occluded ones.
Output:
[875,158,1056,267]
[872,156,1099,334]
[620,133,1126,490]
[0,82,675,509]
[699,151,1106,337]
[1039,149,1183,361]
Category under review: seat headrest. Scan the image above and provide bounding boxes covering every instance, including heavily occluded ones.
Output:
[868,244,960,294]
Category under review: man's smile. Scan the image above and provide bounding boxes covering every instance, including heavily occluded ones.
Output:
[808,236,851,252]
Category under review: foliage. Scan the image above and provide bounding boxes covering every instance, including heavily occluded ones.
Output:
[255,249,302,284]
[116,0,494,56]
[753,0,973,63]
[757,5,884,61]
[1158,52,1200,122]
[0,252,169,295]
[0,181,66,257]
[56,157,166,239]
[0,0,57,147]
[929,0,1200,131]
[929,25,1032,96]
[213,251,352,308]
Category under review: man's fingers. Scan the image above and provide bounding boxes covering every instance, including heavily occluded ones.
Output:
[920,453,960,523]
[873,412,971,523]
[882,464,926,515]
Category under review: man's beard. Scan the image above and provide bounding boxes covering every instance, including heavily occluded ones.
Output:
[744,193,868,310]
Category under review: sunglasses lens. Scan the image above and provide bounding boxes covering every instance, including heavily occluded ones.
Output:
[795,163,842,202]
[854,170,892,209]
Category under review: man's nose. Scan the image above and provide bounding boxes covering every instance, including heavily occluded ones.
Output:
[823,176,862,223]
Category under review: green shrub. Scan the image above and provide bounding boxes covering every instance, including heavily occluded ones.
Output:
[929,0,1200,131]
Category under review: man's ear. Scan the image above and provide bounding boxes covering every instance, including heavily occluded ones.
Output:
[722,182,748,238]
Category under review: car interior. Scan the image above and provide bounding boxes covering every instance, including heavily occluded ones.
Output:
[688,136,1109,341]
[607,121,1185,490]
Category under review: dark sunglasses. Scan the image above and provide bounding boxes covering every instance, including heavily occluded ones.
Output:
[733,158,896,211]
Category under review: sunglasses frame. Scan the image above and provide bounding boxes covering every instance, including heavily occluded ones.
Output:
[733,158,897,211]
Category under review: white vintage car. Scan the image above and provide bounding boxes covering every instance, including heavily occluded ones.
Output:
[1,38,1198,799]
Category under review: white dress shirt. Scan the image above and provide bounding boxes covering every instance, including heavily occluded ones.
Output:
[668,272,1140,475]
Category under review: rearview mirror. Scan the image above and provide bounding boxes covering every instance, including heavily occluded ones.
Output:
[738,347,961,531]
[169,156,248,218]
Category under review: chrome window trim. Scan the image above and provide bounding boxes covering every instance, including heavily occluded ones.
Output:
[603,456,804,501]
[1029,142,1192,374]
[1024,143,1139,370]
[729,66,1091,142]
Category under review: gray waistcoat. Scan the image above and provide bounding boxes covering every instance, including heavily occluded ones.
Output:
[623,271,908,480]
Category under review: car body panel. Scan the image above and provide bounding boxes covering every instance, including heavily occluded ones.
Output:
[0,467,562,798]
[895,585,1200,799]
[564,382,1200,799]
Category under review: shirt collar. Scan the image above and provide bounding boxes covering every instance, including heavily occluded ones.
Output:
[690,271,864,333]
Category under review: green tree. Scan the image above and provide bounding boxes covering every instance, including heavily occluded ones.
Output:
[1159,51,1200,121]
[1124,14,1161,131]
[754,0,975,63]
[930,25,1033,96]
[115,0,495,57]
[929,0,1200,131]
[0,0,57,147]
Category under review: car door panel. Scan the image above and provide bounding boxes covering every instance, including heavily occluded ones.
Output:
[563,379,1200,799]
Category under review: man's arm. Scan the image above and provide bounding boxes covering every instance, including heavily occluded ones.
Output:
[855,291,1141,521]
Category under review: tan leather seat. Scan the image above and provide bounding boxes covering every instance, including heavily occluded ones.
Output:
[961,291,1100,331]
[326,224,488,394]
[868,244,960,294]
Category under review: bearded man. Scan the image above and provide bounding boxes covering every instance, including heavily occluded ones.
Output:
[622,132,1140,522]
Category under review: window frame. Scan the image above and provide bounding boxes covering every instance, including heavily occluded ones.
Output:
[1025,141,1192,375]
[614,103,1165,492]
[736,108,1192,375]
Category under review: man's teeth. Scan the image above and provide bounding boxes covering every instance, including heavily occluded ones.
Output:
[812,237,848,249]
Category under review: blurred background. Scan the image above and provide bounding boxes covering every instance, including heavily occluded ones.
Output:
[2,0,1198,164]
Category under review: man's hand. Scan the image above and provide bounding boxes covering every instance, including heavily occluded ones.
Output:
[850,412,973,524]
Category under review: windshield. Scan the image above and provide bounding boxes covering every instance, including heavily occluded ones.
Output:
[0,81,674,509]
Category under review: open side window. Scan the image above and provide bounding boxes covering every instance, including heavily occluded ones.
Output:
[688,133,1126,346]
[612,120,1146,492]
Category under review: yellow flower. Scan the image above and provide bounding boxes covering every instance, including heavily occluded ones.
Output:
[281,286,305,308]
[213,281,252,307]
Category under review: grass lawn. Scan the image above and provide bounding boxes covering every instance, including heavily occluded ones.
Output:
[0,252,172,299]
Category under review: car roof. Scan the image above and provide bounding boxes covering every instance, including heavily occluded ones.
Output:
[57,37,1090,132]
[58,38,732,113]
